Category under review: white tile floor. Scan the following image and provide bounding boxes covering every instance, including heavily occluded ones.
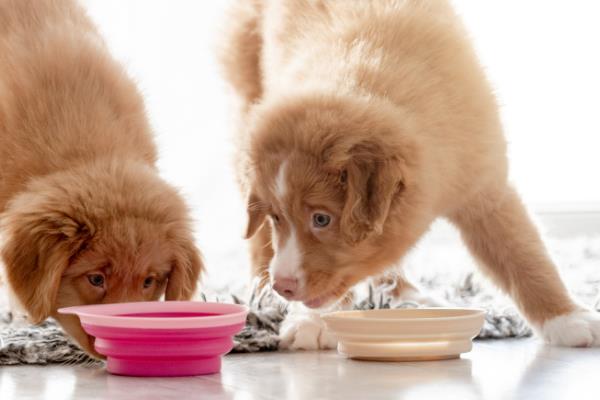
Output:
[1,338,599,400]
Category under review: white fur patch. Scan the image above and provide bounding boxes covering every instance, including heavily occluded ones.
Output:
[279,303,338,350]
[274,160,288,200]
[270,227,303,283]
[542,310,600,347]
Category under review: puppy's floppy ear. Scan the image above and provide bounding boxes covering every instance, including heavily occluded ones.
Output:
[1,198,91,323]
[328,140,405,245]
[244,190,266,239]
[165,234,203,300]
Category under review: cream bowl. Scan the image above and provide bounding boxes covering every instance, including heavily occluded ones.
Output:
[322,308,485,361]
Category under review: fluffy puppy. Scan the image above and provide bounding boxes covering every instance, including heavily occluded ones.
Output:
[0,0,202,355]
[220,0,600,349]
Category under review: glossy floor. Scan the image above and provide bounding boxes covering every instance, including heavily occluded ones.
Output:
[1,338,599,400]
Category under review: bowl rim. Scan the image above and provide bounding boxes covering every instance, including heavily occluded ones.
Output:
[321,307,486,324]
[58,301,249,329]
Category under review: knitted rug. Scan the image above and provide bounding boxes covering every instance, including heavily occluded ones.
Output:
[1,236,599,366]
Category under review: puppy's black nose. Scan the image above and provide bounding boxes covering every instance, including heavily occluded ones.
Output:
[273,277,298,300]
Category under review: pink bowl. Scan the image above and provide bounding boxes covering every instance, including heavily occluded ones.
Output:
[59,301,248,377]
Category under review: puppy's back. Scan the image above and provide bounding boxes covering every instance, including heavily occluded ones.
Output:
[0,0,156,210]
[0,0,95,35]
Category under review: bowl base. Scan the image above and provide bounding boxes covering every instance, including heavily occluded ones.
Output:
[107,356,221,377]
[337,339,472,362]
[349,354,460,362]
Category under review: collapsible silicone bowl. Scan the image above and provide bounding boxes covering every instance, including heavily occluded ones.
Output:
[59,301,248,377]
[323,308,485,361]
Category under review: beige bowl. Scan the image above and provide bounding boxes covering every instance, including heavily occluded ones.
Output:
[322,308,485,361]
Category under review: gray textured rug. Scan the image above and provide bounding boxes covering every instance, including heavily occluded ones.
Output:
[1,236,599,366]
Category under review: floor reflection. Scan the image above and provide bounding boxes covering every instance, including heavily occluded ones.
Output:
[69,366,237,400]
[2,341,599,400]
[224,350,482,400]
[513,345,600,400]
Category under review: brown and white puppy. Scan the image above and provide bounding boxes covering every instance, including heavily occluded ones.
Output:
[0,0,202,355]
[220,0,600,349]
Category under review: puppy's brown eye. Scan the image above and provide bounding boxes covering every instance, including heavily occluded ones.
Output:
[312,213,331,228]
[143,276,154,289]
[271,214,280,224]
[87,274,105,288]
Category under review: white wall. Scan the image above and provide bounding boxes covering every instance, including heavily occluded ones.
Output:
[453,1,600,207]
[81,1,600,287]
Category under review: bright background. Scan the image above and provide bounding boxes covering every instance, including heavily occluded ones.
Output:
[81,0,600,288]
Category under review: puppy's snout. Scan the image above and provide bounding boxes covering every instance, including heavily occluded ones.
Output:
[273,277,299,300]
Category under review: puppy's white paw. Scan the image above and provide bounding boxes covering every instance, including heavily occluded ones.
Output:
[401,288,448,307]
[279,311,337,351]
[542,310,600,347]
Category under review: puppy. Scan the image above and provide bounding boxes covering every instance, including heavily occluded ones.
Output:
[220,0,600,349]
[0,0,203,355]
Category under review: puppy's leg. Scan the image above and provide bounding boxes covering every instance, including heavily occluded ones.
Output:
[279,288,355,351]
[279,302,339,351]
[450,185,600,347]
[4,285,30,327]
[279,285,353,351]
[249,222,274,288]
[374,269,447,307]
[279,292,354,351]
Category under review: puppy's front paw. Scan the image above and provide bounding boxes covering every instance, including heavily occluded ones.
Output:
[279,312,337,351]
[542,310,600,347]
[400,288,448,307]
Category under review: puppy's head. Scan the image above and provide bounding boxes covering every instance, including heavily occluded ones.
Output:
[245,95,423,308]
[0,160,202,355]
